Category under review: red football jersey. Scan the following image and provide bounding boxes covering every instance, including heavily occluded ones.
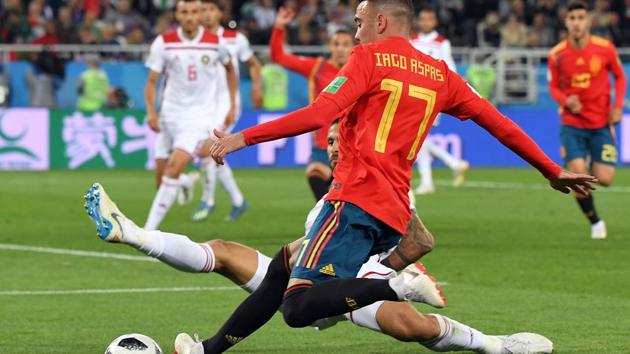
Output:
[270,28,341,149]
[548,36,626,129]
[245,36,561,233]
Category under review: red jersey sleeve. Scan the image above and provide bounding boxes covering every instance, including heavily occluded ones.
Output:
[607,44,627,110]
[442,69,487,120]
[444,70,562,179]
[547,51,568,107]
[270,27,319,77]
[242,46,372,145]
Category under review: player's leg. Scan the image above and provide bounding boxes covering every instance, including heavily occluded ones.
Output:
[153,130,171,188]
[216,160,248,221]
[426,142,470,187]
[282,201,444,328]
[144,148,192,230]
[85,182,272,287]
[192,157,217,222]
[195,239,303,354]
[561,126,604,238]
[586,127,618,239]
[155,159,167,188]
[306,147,332,200]
[415,143,435,194]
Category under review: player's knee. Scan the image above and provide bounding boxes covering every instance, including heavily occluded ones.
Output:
[282,291,311,328]
[597,175,614,187]
[206,239,228,271]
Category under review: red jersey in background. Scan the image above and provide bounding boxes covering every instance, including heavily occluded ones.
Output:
[269,27,341,150]
[548,35,627,129]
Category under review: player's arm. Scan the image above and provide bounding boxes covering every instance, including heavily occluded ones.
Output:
[223,60,238,128]
[210,46,372,164]
[381,213,433,271]
[441,40,457,72]
[608,45,627,125]
[445,71,596,194]
[270,7,319,77]
[547,52,582,113]
[246,55,263,108]
[144,36,166,132]
[236,32,263,108]
[144,71,161,132]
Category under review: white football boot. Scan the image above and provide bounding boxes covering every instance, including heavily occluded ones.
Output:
[177,171,199,206]
[496,332,554,354]
[414,184,435,195]
[591,220,607,240]
[174,333,203,354]
[452,160,470,187]
[388,262,446,308]
[84,183,141,243]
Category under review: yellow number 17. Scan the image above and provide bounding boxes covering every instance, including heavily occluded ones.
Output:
[374,79,437,160]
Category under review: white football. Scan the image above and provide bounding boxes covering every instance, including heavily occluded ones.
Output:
[105,333,163,354]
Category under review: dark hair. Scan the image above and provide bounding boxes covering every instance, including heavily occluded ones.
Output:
[419,6,437,14]
[367,0,415,27]
[567,1,589,12]
[333,28,353,37]
[201,0,224,12]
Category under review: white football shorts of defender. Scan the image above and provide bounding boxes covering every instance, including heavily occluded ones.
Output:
[213,26,255,133]
[146,26,231,159]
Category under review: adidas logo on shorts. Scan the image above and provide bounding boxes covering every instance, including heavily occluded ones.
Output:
[319,264,336,276]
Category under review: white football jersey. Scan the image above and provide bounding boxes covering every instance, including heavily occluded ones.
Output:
[409,31,457,72]
[146,26,231,121]
[214,26,254,121]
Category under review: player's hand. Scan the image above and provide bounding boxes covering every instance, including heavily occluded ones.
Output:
[147,113,160,132]
[274,6,295,29]
[566,95,582,114]
[251,86,263,108]
[210,129,246,165]
[549,170,598,197]
[609,107,622,125]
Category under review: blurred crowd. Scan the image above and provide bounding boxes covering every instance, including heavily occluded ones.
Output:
[0,0,629,50]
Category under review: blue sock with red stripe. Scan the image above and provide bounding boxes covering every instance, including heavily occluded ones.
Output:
[201,246,291,354]
[282,278,399,328]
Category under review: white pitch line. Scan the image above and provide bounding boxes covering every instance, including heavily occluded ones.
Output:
[0,286,240,296]
[434,179,630,193]
[0,243,158,262]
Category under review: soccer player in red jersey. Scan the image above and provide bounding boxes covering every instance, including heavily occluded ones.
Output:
[187,1,596,352]
[270,6,354,201]
[547,0,626,239]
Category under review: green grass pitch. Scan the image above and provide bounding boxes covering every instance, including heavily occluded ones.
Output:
[1,168,630,353]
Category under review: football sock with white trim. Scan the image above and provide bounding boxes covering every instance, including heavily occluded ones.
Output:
[144,176,179,230]
[128,230,215,273]
[217,161,244,207]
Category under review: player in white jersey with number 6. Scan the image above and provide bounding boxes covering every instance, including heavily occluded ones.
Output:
[143,0,237,231]
[410,7,470,195]
[181,0,262,223]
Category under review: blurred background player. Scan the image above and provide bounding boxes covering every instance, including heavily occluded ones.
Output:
[182,0,262,222]
[270,6,354,201]
[410,7,470,195]
[84,119,553,354]
[143,0,236,231]
[547,1,626,239]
